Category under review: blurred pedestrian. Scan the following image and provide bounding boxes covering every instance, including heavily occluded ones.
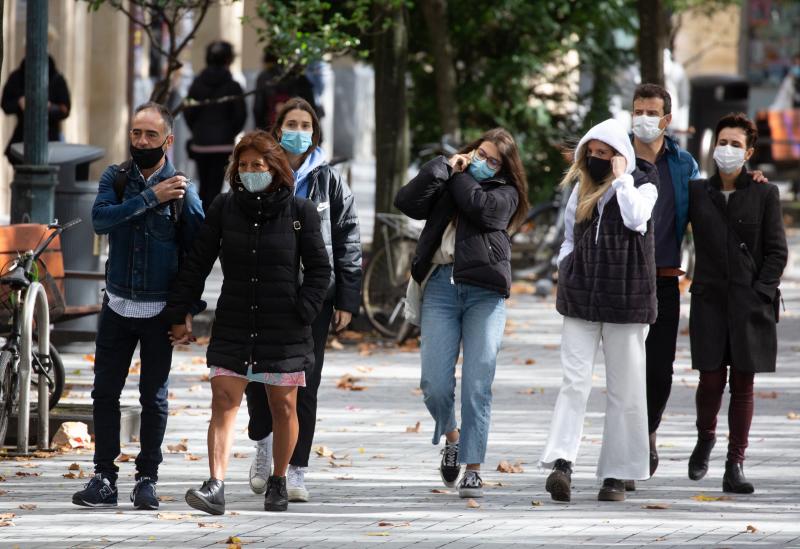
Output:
[244,98,361,502]
[686,113,787,494]
[166,130,331,514]
[540,118,658,503]
[770,52,800,110]
[253,53,319,131]
[72,102,205,510]
[1,39,70,164]
[185,40,246,211]
[394,128,529,499]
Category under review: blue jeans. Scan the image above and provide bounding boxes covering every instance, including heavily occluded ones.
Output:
[91,303,172,483]
[419,265,506,464]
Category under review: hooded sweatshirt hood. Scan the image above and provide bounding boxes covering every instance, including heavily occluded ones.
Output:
[575,118,636,175]
[294,146,326,198]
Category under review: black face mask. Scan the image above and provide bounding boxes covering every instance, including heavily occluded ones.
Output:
[587,156,612,183]
[130,137,168,170]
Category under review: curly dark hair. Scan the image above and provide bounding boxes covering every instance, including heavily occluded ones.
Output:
[225,130,294,192]
[714,112,758,148]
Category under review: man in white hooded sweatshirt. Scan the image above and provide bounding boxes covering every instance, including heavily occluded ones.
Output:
[539,118,659,503]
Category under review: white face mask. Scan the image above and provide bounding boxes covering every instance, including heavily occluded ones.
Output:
[713,145,746,174]
[632,115,664,143]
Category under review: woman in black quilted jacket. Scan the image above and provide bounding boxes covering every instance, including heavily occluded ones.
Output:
[164,131,330,514]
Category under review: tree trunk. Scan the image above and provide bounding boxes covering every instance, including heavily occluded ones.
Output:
[372,1,409,248]
[638,0,666,87]
[419,0,460,142]
[0,0,5,78]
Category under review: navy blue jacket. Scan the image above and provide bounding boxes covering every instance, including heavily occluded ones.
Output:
[92,158,205,304]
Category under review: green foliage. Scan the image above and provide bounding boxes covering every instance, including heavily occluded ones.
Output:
[407,0,637,200]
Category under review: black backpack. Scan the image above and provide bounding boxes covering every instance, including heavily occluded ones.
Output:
[114,159,185,224]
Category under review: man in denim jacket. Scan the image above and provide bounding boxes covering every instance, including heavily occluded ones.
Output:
[72,102,205,509]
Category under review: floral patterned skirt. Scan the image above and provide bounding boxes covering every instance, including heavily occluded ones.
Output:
[209,365,306,387]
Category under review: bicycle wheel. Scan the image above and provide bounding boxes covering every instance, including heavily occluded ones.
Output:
[363,237,417,338]
[511,203,560,278]
[0,350,16,448]
[30,342,65,410]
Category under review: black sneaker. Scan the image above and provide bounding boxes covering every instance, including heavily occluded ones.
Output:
[545,459,572,502]
[185,479,225,516]
[458,470,483,498]
[131,476,159,510]
[439,440,461,488]
[598,478,626,501]
[72,474,118,508]
[265,475,289,512]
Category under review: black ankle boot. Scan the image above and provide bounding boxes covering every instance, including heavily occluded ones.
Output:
[265,475,289,512]
[723,461,754,494]
[545,459,572,502]
[185,478,225,515]
[688,436,716,481]
[649,432,659,477]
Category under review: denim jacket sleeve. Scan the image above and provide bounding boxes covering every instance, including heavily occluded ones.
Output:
[91,165,160,235]
[179,181,207,316]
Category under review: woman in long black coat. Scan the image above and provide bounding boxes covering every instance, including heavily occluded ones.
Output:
[165,131,331,514]
[687,113,787,493]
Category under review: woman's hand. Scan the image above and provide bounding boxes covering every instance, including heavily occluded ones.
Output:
[332,310,352,333]
[448,153,472,173]
[611,155,627,178]
[169,314,196,346]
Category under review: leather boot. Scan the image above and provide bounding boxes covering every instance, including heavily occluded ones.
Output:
[688,436,716,481]
[265,475,289,512]
[722,461,754,494]
[598,478,625,502]
[185,478,225,515]
[649,432,659,477]
[545,459,572,502]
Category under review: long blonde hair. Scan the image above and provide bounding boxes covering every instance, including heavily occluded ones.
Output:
[559,143,617,223]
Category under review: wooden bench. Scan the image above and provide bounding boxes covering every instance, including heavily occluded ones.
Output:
[0,224,104,324]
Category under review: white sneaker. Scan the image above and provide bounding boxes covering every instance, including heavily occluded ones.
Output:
[249,434,272,494]
[286,465,309,502]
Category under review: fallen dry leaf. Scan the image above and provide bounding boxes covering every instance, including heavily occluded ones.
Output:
[188,384,203,392]
[157,495,176,502]
[17,504,35,511]
[370,454,386,460]
[531,500,542,506]
[518,387,544,395]
[157,512,193,520]
[431,489,450,494]
[744,524,758,533]
[642,503,670,509]
[191,357,207,365]
[15,471,40,477]
[63,472,79,479]
[756,391,777,399]
[0,490,7,496]
[68,463,81,471]
[405,421,422,433]
[787,411,799,420]
[511,281,535,295]
[336,373,367,391]
[0,520,14,527]
[411,387,423,396]
[358,342,378,356]
[314,445,334,458]
[198,522,223,528]
[524,359,536,365]
[233,452,248,459]
[117,453,133,462]
[466,498,480,508]
[335,475,354,480]
[0,513,15,520]
[365,532,390,537]
[185,453,202,461]
[168,440,188,453]
[691,494,734,502]
[328,337,345,351]
[129,360,141,374]
[83,354,95,363]
[496,460,524,473]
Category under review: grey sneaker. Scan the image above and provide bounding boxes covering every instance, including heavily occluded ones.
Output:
[458,470,483,499]
[249,434,272,494]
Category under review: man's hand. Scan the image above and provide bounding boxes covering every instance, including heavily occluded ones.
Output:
[169,314,195,346]
[448,153,472,173]
[749,170,769,184]
[611,155,628,178]
[332,310,352,333]
[152,175,188,204]
[17,97,24,111]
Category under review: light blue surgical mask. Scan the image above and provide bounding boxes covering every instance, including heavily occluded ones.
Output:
[239,171,272,193]
[468,157,497,181]
[791,65,800,79]
[280,130,313,155]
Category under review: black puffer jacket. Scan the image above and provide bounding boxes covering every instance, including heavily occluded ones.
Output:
[184,66,246,146]
[304,164,362,313]
[164,186,331,375]
[394,156,519,297]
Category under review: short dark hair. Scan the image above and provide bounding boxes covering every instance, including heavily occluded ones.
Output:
[633,83,672,115]
[206,41,234,67]
[714,112,758,148]
[133,102,174,135]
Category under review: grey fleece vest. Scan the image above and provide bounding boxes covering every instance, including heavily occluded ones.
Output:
[556,168,657,324]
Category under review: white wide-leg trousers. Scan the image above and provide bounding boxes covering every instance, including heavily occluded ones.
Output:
[539,316,650,480]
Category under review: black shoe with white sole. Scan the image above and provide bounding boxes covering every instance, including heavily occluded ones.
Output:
[458,470,483,498]
[131,477,159,510]
[440,441,461,488]
[72,474,118,508]
[185,479,225,515]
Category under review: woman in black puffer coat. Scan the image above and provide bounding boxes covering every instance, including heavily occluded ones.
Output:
[164,131,330,515]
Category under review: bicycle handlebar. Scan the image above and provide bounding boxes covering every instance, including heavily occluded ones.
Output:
[32,218,82,262]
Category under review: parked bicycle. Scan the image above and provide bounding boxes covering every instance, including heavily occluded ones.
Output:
[0,219,78,447]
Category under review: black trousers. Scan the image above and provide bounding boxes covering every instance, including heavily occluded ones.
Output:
[645,276,681,434]
[245,300,335,467]
[92,304,173,483]
[194,152,230,212]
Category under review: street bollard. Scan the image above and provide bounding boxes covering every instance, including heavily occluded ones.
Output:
[17,282,50,453]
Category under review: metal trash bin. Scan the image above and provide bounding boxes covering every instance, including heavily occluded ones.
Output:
[688,75,749,166]
[10,143,106,335]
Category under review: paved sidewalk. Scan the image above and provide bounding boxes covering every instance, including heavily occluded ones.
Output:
[1,233,799,548]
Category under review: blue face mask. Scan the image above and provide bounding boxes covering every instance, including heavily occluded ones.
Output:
[239,171,272,193]
[468,157,497,181]
[280,130,313,155]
